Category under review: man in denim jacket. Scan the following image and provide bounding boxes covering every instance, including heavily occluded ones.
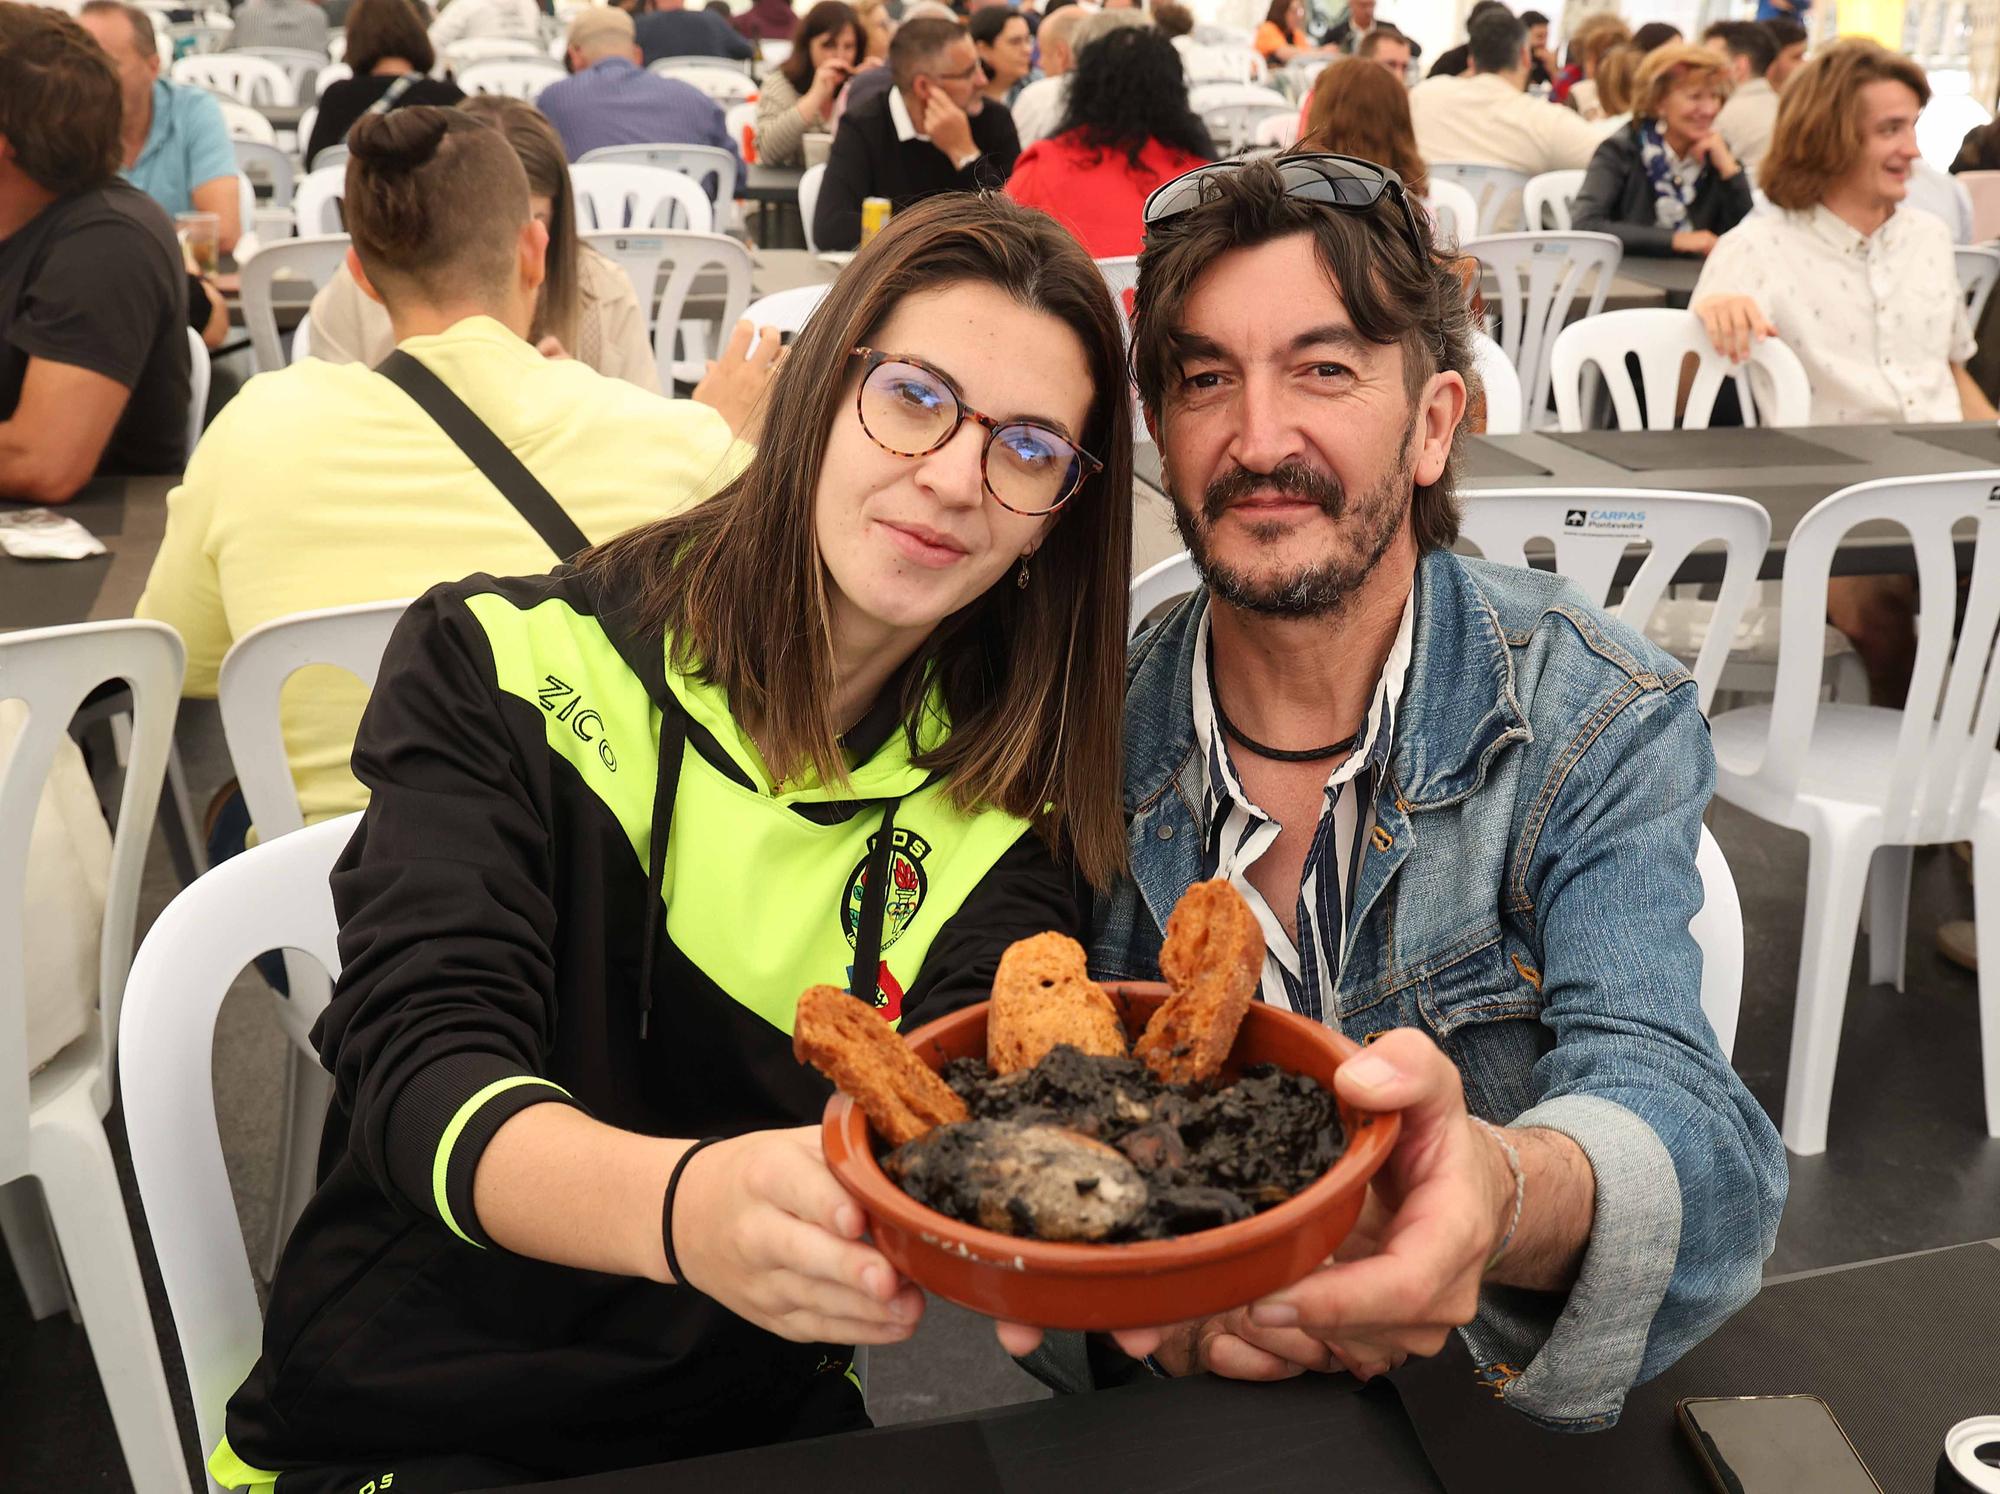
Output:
[1060,157,1786,1428]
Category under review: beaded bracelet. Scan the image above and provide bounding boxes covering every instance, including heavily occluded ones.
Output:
[1469,1116,1525,1272]
[661,1136,725,1291]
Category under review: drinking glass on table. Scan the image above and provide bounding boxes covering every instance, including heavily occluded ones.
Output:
[176,211,221,276]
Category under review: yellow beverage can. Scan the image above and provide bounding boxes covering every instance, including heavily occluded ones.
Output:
[861,197,892,244]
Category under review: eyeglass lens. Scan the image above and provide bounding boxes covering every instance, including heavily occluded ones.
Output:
[859,357,1081,514]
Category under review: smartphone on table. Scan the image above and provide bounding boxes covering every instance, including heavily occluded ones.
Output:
[1678,1394,1883,1494]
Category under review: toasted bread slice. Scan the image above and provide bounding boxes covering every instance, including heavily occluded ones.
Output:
[987,932,1128,1075]
[1135,880,1263,1086]
[793,984,968,1146]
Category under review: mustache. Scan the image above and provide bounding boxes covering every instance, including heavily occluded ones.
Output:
[1201,462,1346,524]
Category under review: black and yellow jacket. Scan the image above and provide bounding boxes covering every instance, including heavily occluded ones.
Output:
[213,564,1084,1482]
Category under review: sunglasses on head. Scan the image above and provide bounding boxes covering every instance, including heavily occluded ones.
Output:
[1141,152,1432,264]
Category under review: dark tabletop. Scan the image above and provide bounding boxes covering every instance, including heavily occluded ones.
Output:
[743,163,804,204]
[1606,253,1705,308]
[1,476,174,635]
[484,1239,2000,1494]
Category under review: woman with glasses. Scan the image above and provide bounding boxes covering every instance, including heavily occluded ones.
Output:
[207,192,1133,1492]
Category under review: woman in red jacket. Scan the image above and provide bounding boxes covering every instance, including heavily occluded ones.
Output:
[1005,27,1216,259]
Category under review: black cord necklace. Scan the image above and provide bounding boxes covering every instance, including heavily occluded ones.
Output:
[1207,640,1361,763]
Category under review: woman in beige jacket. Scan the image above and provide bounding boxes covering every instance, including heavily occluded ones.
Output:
[753,2,865,168]
[307,97,661,391]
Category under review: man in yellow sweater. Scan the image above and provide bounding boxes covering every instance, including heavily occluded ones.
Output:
[137,105,776,833]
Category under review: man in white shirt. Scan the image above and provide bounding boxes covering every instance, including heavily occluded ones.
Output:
[1408,8,1601,229]
[1694,38,1996,705]
[1010,2,1081,145]
[1704,20,1779,174]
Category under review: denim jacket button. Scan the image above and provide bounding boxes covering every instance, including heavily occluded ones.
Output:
[1157,823,1174,840]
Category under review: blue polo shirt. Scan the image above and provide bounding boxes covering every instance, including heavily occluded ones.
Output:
[126,78,238,218]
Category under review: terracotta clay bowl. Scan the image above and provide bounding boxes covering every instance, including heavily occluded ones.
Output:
[821,982,1401,1332]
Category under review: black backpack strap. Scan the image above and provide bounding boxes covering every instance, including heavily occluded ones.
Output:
[376,349,591,562]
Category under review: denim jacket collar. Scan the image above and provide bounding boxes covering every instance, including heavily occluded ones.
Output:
[1123,548,1531,821]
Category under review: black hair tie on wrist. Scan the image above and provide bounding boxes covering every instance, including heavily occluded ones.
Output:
[662,1136,725,1291]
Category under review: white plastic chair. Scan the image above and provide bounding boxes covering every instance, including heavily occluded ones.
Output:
[233,138,295,210]
[1178,43,1267,85]
[650,52,753,75]
[1956,245,2000,326]
[578,143,740,226]
[443,34,545,67]
[1456,488,1770,715]
[1254,112,1300,149]
[215,603,407,1271]
[327,29,345,61]
[171,51,294,104]
[186,326,210,460]
[569,161,714,233]
[1095,254,1145,443]
[1430,162,1531,236]
[290,316,314,363]
[742,281,831,341]
[648,58,757,104]
[310,141,350,175]
[1710,470,2000,1153]
[1128,552,1199,638]
[758,38,792,69]
[315,60,352,90]
[582,229,750,385]
[1466,231,1621,430]
[1188,81,1292,154]
[217,97,276,144]
[456,56,565,98]
[1470,331,1522,436]
[1523,168,1586,231]
[1692,827,1744,1061]
[240,233,350,373]
[292,162,346,235]
[1420,179,1479,249]
[798,162,829,254]
[230,45,326,103]
[121,814,357,1494]
[0,621,189,1494]
[1550,307,1810,432]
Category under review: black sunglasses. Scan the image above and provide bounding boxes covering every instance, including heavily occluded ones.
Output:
[1141,152,1432,264]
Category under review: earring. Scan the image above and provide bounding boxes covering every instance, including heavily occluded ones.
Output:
[1016,556,1030,589]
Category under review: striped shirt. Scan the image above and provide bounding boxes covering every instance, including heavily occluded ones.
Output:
[1190,594,1414,1024]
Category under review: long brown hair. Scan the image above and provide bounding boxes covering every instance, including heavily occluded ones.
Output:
[580,194,1134,888]
[1301,58,1427,197]
[780,0,864,93]
[1760,39,1929,209]
[457,96,581,349]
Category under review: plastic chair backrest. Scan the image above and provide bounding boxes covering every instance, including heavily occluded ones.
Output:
[1179,43,1266,84]
[1469,331,1522,435]
[581,229,751,387]
[1095,254,1145,441]
[1958,171,2000,241]
[1430,162,1531,235]
[186,326,210,459]
[1523,168,1586,231]
[170,51,294,105]
[291,316,313,363]
[443,35,544,65]
[1255,111,1300,149]
[1466,230,1622,428]
[1188,81,1291,153]
[217,97,276,143]
[1421,180,1479,249]
[316,60,352,89]
[1756,470,2000,841]
[742,282,831,340]
[578,143,739,223]
[230,46,325,102]
[799,162,827,253]
[648,58,757,102]
[1692,825,1743,1061]
[1129,552,1200,638]
[0,622,185,1176]
[233,138,295,208]
[759,39,793,68]
[650,53,753,75]
[1549,307,1810,433]
[328,29,344,60]
[1456,487,1771,714]
[1955,245,2000,325]
[292,162,346,235]
[240,233,350,373]
[311,142,350,174]
[118,812,355,1484]
[569,162,714,233]
[456,57,565,98]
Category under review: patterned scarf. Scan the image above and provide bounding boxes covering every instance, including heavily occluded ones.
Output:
[1638,121,1704,229]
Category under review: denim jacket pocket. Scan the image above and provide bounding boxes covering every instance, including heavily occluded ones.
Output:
[1415,930,1539,1036]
